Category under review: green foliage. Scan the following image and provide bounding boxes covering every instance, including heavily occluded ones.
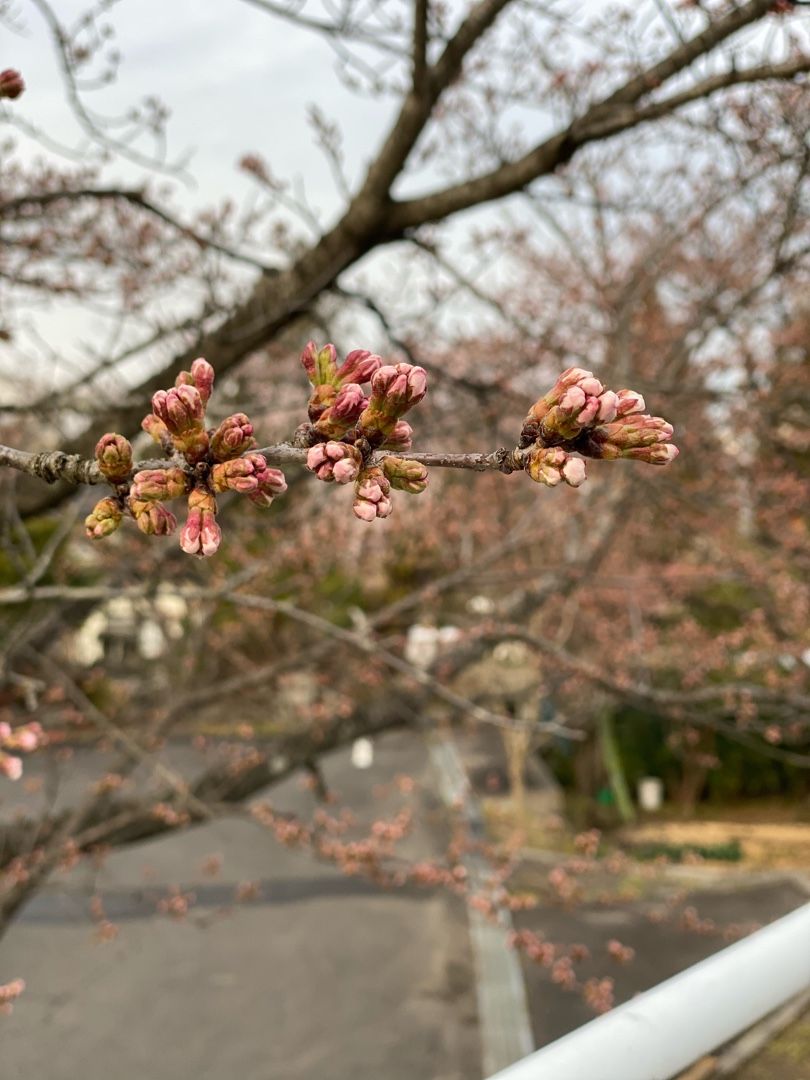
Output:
[685,579,760,632]
[625,838,743,863]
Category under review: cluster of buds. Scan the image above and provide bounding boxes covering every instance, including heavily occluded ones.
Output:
[0,720,43,782]
[0,69,24,100]
[352,466,393,521]
[85,357,286,557]
[300,342,430,522]
[305,441,363,485]
[521,368,678,488]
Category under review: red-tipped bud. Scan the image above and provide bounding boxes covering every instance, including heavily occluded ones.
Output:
[382,456,429,494]
[335,349,382,386]
[129,498,177,536]
[152,385,205,436]
[190,358,215,404]
[95,433,133,484]
[300,341,338,387]
[247,456,287,508]
[371,363,428,411]
[85,497,123,539]
[180,488,221,556]
[130,468,187,502]
[357,364,428,442]
[306,441,363,484]
[0,70,24,100]
[210,413,256,461]
[313,383,367,437]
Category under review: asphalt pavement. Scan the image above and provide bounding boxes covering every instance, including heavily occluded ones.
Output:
[0,732,481,1080]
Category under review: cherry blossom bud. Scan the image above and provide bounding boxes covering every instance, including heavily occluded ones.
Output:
[0,754,23,781]
[211,453,269,494]
[247,458,288,509]
[129,499,178,537]
[561,456,587,486]
[381,420,413,452]
[596,390,618,423]
[357,364,428,442]
[130,468,187,502]
[335,349,382,386]
[523,367,606,439]
[526,447,586,488]
[152,385,205,436]
[382,456,429,494]
[95,433,133,484]
[306,441,362,484]
[353,466,393,522]
[210,413,256,461]
[0,70,24,100]
[587,415,674,452]
[142,413,170,446]
[615,388,645,417]
[622,443,679,465]
[85,497,123,539]
[190,358,214,404]
[307,383,337,423]
[300,341,338,387]
[313,383,367,437]
[372,363,428,411]
[180,488,221,556]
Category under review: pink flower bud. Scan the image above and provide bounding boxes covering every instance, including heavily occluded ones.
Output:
[152,385,205,436]
[130,468,187,502]
[210,414,256,461]
[382,456,429,494]
[247,457,287,508]
[561,456,587,487]
[190,358,214,404]
[0,754,23,781]
[85,497,123,539]
[0,70,24,100]
[306,441,362,484]
[312,383,367,438]
[615,389,645,417]
[335,349,382,386]
[381,421,413,452]
[300,341,338,386]
[95,433,133,484]
[180,489,221,556]
[371,363,428,410]
[352,466,393,522]
[623,443,679,465]
[333,456,361,484]
[211,457,260,494]
[596,391,618,423]
[352,500,377,522]
[129,499,178,537]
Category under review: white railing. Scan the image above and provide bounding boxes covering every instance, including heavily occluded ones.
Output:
[488,900,810,1080]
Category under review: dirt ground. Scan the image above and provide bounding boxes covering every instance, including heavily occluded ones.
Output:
[622,820,810,870]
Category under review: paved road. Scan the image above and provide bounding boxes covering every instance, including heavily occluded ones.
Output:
[0,732,480,1080]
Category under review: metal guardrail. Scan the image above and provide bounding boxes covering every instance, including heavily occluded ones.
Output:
[488,900,810,1080]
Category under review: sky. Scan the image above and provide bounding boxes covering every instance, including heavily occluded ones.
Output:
[1,0,805,397]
